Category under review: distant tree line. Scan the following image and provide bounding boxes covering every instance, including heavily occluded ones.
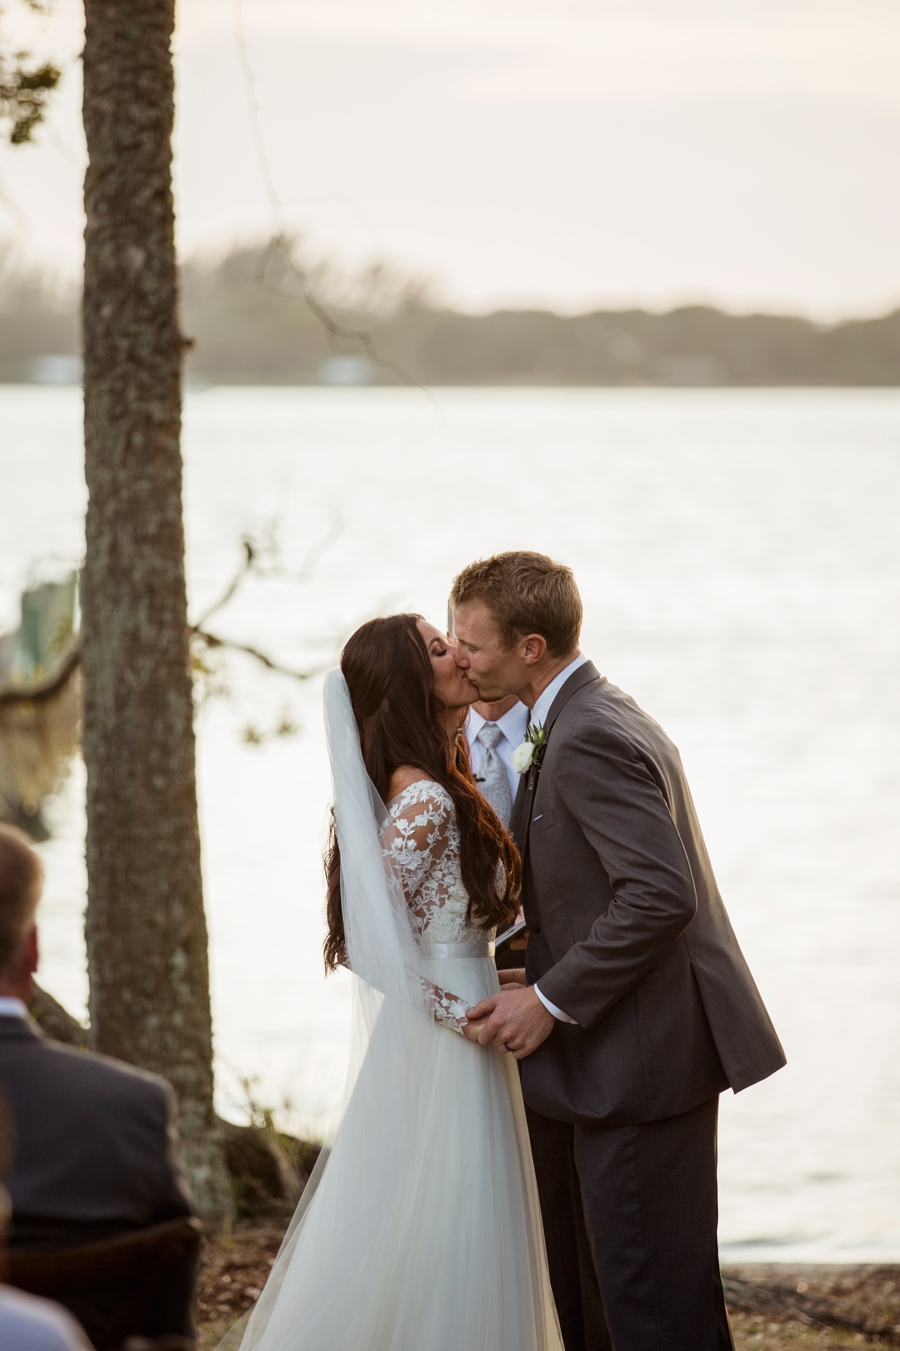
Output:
[3,239,900,386]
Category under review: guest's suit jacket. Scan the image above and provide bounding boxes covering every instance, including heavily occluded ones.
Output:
[511,662,786,1128]
[0,1016,194,1249]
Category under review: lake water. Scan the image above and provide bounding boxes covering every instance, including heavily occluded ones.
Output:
[2,384,899,1263]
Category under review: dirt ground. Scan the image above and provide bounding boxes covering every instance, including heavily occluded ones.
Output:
[195,1217,287,1343]
[724,1266,900,1346]
[195,1217,900,1350]
[730,1320,890,1348]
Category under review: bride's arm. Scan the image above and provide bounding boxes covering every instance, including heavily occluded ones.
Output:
[382,785,473,1037]
[420,978,471,1034]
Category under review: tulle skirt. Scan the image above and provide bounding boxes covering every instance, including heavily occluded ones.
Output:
[230,954,563,1351]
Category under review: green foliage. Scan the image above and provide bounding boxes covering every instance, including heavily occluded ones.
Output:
[525,723,548,757]
[0,3,61,145]
[0,57,59,142]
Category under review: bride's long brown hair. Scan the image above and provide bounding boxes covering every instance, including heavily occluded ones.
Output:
[323,614,520,972]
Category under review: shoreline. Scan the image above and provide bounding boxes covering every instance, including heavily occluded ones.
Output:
[195,1217,900,1348]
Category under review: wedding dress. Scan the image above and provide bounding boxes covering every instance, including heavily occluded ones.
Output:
[228,671,562,1351]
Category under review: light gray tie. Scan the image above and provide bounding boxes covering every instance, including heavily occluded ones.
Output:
[475,723,513,827]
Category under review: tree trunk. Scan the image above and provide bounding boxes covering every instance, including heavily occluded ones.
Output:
[81,0,230,1221]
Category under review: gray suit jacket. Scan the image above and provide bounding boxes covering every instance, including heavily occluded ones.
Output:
[0,1016,194,1249]
[512,662,786,1127]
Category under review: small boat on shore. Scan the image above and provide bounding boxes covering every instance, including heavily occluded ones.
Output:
[0,572,81,839]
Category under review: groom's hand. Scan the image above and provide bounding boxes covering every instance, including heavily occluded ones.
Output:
[461,971,526,1041]
[465,985,555,1059]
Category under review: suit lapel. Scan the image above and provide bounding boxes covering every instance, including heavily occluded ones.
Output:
[509,773,531,850]
[519,776,540,859]
[517,662,604,863]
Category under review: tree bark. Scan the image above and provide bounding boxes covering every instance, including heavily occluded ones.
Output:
[81,0,230,1221]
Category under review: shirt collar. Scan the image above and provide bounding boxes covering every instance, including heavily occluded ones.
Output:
[0,997,29,1019]
[530,653,588,729]
[467,701,529,744]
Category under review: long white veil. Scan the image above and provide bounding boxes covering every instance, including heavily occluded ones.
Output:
[229,669,435,1351]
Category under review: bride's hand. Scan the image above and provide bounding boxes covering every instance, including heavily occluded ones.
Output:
[461,1015,488,1044]
[498,968,526,987]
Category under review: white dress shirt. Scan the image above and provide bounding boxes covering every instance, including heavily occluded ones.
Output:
[529,653,588,731]
[528,653,589,1026]
[0,996,28,1019]
[465,701,530,804]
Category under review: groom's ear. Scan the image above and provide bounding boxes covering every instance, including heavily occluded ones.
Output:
[521,633,548,665]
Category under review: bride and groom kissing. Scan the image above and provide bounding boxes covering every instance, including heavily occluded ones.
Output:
[234,551,785,1351]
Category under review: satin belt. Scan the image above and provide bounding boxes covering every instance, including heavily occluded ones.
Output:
[417,940,495,959]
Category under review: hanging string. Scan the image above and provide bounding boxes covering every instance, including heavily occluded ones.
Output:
[231,0,422,389]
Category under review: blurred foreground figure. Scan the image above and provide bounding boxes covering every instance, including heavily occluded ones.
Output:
[0,1105,93,1351]
[0,825,199,1349]
[0,1282,92,1351]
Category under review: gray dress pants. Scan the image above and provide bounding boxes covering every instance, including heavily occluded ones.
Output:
[526,1095,734,1351]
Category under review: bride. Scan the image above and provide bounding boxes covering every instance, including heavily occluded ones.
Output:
[231,613,562,1351]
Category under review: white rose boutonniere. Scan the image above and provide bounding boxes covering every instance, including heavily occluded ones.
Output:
[511,741,535,774]
[512,724,548,785]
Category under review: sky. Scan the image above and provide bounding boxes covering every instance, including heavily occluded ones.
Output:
[2,0,900,317]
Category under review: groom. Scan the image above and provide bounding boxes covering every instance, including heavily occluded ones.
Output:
[453,552,785,1351]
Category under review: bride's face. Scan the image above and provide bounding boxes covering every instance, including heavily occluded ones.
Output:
[416,620,479,711]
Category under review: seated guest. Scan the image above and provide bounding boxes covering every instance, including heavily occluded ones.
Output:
[465,695,528,830]
[0,1281,92,1351]
[0,825,197,1339]
[0,1102,93,1351]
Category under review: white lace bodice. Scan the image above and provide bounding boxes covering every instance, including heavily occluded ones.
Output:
[384,781,490,947]
[383,780,494,1032]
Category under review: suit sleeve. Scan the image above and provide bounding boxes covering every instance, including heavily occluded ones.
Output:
[535,725,698,1029]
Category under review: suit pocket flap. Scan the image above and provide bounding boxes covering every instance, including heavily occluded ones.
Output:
[529,806,557,836]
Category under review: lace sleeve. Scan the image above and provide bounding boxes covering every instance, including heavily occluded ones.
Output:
[420,978,470,1034]
[383,782,470,1036]
[382,783,453,912]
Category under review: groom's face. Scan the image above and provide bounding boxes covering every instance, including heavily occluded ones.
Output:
[451,602,530,703]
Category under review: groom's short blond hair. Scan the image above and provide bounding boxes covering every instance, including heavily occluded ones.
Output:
[450,552,582,656]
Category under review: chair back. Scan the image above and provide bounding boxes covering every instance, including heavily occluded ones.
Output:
[3,1216,203,1350]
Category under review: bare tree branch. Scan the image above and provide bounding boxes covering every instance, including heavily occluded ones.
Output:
[231,0,431,393]
[190,517,342,634]
[294,515,343,581]
[192,627,331,683]
[255,236,420,389]
[190,539,255,631]
[0,528,342,709]
[0,640,81,707]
